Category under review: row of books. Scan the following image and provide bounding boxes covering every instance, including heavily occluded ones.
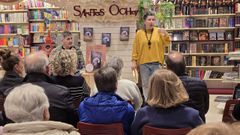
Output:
[171,30,233,41]
[234,42,240,51]
[174,0,234,15]
[235,3,240,13]
[170,17,234,29]
[171,43,231,54]
[204,70,224,79]
[27,0,55,8]
[185,55,228,67]
[0,25,29,34]
[29,10,68,20]
[0,37,22,46]
[235,16,240,25]
[30,23,45,32]
[0,1,27,10]
[49,22,70,31]
[187,69,205,79]
[0,13,28,23]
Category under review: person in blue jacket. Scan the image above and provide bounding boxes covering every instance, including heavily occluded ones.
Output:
[131,69,203,135]
[78,66,135,135]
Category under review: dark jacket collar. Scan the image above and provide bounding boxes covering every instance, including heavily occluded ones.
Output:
[23,72,54,83]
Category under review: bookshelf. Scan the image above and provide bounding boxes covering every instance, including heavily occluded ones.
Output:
[165,0,237,89]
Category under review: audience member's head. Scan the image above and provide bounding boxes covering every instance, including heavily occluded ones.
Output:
[4,83,50,123]
[165,51,186,76]
[105,56,124,79]
[0,49,25,77]
[187,122,239,135]
[62,31,73,49]
[94,66,117,92]
[25,51,49,75]
[50,49,77,76]
[147,69,188,108]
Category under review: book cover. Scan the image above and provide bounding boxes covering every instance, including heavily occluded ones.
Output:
[217,31,224,40]
[198,30,209,40]
[219,18,228,27]
[211,56,221,66]
[225,31,233,40]
[171,43,179,51]
[174,18,183,28]
[189,43,197,53]
[173,32,183,41]
[120,27,129,41]
[189,31,198,41]
[179,43,188,53]
[209,32,217,40]
[83,27,93,42]
[212,18,219,27]
[86,45,106,71]
[102,33,111,47]
[182,31,189,40]
[198,56,208,66]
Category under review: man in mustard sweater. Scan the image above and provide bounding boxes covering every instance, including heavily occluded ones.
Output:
[132,11,170,100]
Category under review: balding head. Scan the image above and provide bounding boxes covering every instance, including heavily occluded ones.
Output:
[165,51,186,76]
[25,51,49,74]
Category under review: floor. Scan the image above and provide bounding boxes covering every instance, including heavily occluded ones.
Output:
[206,94,229,123]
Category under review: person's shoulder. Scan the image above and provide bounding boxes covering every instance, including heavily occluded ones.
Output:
[136,29,145,35]
[181,105,200,115]
[119,79,136,85]
[180,75,206,84]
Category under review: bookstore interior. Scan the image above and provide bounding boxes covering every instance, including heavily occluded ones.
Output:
[2,0,240,94]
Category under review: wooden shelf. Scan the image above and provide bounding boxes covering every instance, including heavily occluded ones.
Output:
[172,40,233,43]
[28,7,61,10]
[165,53,228,56]
[0,10,28,13]
[30,31,80,34]
[173,13,235,18]
[186,65,234,68]
[166,27,235,31]
[0,22,28,24]
[0,45,19,48]
[0,33,29,36]
[29,19,70,22]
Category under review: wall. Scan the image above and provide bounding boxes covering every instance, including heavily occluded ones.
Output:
[80,21,136,80]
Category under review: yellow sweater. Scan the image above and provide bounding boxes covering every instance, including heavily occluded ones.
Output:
[132,27,170,65]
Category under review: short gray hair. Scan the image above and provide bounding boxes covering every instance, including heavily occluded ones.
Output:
[25,51,49,74]
[4,83,49,123]
[106,56,124,78]
[62,31,72,39]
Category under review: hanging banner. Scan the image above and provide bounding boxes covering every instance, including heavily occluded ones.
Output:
[39,0,139,22]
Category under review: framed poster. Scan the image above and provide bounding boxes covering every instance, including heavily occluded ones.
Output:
[83,27,93,42]
[120,27,129,41]
[102,33,111,47]
[86,45,106,72]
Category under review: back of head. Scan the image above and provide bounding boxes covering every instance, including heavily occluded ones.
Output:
[0,49,19,71]
[105,56,124,79]
[187,122,238,135]
[165,51,186,76]
[25,51,49,74]
[147,69,188,108]
[94,66,117,92]
[50,49,77,76]
[4,83,49,123]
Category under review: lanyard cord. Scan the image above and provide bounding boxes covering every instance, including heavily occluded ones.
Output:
[145,28,154,49]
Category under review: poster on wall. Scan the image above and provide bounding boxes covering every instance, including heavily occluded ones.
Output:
[86,45,106,72]
[83,27,93,42]
[120,27,129,41]
[102,33,111,47]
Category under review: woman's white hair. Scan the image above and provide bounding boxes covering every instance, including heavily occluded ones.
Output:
[4,83,49,123]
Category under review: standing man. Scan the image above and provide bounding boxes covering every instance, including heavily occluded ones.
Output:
[49,31,85,73]
[165,51,209,122]
[132,11,170,100]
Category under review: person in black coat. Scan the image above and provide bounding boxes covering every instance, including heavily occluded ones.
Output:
[165,51,209,122]
[5,52,78,127]
[50,49,90,108]
[0,49,25,95]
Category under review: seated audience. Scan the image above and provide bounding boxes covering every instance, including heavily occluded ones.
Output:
[78,67,135,135]
[2,83,79,135]
[5,51,78,127]
[166,51,209,122]
[131,69,203,135]
[106,56,143,111]
[0,49,25,95]
[50,49,90,107]
[187,122,239,135]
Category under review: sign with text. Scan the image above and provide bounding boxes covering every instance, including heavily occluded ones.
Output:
[39,0,139,22]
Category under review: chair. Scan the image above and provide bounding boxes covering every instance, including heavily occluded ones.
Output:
[222,99,240,123]
[143,125,192,135]
[77,122,124,135]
